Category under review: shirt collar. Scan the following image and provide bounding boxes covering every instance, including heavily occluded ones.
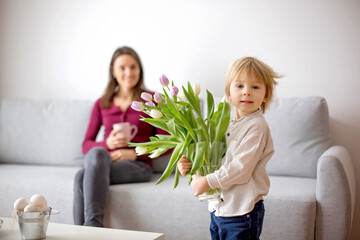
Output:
[230,108,263,124]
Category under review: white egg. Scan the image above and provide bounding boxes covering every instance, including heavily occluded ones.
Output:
[38,206,50,212]
[24,204,38,212]
[14,197,29,211]
[30,194,47,208]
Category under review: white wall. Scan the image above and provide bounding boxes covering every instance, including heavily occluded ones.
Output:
[1,0,359,238]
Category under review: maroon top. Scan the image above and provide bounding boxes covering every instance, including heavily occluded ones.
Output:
[82,97,168,167]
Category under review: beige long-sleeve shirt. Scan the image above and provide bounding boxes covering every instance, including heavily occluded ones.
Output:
[206,109,274,217]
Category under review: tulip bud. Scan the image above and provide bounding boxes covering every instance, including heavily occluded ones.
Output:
[145,101,155,107]
[131,101,145,112]
[178,92,188,102]
[149,149,162,158]
[192,83,201,96]
[170,86,179,96]
[135,147,147,155]
[141,92,153,102]
[221,95,228,103]
[153,92,162,103]
[150,109,163,119]
[159,74,169,87]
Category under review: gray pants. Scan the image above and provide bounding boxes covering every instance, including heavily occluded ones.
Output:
[73,147,152,227]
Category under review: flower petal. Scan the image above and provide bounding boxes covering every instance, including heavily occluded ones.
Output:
[131,101,145,111]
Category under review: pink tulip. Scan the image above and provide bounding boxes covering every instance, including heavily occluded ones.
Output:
[141,92,153,102]
[131,101,145,112]
[159,74,169,87]
[145,101,155,107]
[153,92,162,103]
[170,86,179,96]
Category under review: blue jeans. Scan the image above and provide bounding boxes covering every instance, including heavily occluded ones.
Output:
[210,200,265,240]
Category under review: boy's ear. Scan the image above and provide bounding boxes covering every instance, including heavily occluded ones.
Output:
[263,91,268,102]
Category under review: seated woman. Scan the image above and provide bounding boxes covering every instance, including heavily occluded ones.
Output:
[73,46,167,227]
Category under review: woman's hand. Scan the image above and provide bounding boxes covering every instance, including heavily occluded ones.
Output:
[110,149,137,162]
[106,129,129,150]
[177,155,192,176]
[191,174,210,197]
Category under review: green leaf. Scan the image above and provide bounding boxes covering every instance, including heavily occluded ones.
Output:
[163,89,197,142]
[155,134,178,141]
[176,101,191,108]
[156,143,183,185]
[128,141,178,149]
[156,132,193,185]
[182,86,201,117]
[185,108,197,128]
[190,142,207,174]
[173,167,180,189]
[141,118,169,132]
[166,118,177,136]
[196,117,210,142]
[206,90,215,120]
[214,101,231,142]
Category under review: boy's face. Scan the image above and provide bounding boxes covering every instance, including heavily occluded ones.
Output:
[228,72,267,119]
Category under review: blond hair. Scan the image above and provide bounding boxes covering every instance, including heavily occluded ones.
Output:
[225,57,281,113]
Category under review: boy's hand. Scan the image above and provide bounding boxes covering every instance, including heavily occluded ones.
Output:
[177,155,192,176]
[191,174,211,197]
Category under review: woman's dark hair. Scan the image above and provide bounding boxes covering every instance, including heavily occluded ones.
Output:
[101,46,145,108]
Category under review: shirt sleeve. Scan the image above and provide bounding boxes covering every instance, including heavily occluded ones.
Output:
[207,130,267,190]
[82,100,108,155]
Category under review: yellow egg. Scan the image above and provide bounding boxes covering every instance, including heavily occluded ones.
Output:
[14,197,29,211]
[30,194,47,208]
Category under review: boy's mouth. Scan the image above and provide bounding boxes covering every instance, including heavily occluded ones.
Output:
[241,100,253,104]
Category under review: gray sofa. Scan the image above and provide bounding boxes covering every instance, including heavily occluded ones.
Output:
[0,97,356,240]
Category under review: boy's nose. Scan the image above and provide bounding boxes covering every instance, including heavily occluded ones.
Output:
[243,88,251,95]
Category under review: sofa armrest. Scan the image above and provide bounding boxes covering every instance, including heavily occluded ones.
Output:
[316,145,356,240]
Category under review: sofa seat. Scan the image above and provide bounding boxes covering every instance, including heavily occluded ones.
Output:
[104,174,317,240]
[263,176,316,240]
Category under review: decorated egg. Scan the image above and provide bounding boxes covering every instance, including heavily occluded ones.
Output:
[14,197,29,211]
[30,194,47,208]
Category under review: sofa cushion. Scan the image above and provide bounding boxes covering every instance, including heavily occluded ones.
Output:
[103,174,316,240]
[263,176,317,240]
[264,97,331,178]
[0,99,93,166]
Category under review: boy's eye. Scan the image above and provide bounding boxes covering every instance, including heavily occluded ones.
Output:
[236,84,243,88]
[253,86,259,89]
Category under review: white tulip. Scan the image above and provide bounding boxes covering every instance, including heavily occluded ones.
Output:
[150,109,163,119]
[221,95,229,103]
[149,149,162,158]
[178,92,188,102]
[192,83,201,96]
[135,147,147,155]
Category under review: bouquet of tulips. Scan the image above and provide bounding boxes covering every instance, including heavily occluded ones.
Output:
[129,75,230,191]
